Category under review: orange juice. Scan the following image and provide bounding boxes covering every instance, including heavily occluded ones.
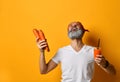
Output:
[94,48,101,59]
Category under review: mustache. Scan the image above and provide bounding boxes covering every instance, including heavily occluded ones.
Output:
[68,29,84,39]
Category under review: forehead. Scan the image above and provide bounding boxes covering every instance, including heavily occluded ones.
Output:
[68,22,81,26]
[68,21,83,30]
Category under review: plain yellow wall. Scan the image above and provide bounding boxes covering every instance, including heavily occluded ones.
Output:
[0,0,120,82]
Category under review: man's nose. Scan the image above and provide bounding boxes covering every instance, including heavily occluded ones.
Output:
[72,24,77,27]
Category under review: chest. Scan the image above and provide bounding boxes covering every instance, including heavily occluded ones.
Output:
[61,50,94,67]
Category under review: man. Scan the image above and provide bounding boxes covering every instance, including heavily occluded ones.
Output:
[36,21,116,82]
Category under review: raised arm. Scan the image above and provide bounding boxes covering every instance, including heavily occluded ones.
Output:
[37,39,58,74]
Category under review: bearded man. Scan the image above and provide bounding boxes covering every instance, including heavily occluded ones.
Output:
[36,21,116,82]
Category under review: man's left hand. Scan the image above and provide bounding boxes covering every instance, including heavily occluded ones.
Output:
[95,55,107,67]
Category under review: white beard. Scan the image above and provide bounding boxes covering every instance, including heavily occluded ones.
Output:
[68,29,84,39]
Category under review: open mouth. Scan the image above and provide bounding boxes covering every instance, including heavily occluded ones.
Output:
[71,27,79,32]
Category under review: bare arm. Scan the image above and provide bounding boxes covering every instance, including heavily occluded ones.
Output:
[95,55,116,75]
[39,51,57,74]
[37,39,58,74]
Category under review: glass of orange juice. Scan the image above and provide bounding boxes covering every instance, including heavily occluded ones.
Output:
[94,47,101,59]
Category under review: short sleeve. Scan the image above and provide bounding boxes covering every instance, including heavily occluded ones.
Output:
[52,49,61,64]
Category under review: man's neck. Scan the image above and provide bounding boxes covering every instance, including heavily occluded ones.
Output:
[70,39,84,52]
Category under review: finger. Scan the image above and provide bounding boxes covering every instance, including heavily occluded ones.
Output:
[95,59,101,65]
[95,57,102,61]
[96,55,104,58]
[95,57,103,63]
[36,40,46,44]
[38,41,47,46]
[96,55,102,57]
[95,60,101,63]
[36,38,40,42]
[37,44,47,49]
[37,40,46,44]
[37,41,47,47]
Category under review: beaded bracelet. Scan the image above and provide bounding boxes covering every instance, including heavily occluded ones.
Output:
[104,60,109,68]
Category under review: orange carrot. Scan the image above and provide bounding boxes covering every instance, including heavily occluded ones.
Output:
[33,29,50,52]
[38,30,46,40]
[33,29,41,40]
[38,29,50,52]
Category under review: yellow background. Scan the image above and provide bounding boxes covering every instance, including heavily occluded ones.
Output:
[0,0,120,82]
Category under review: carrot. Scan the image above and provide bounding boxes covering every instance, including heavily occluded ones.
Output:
[33,29,50,52]
[38,29,50,52]
[33,29,41,39]
[38,30,46,40]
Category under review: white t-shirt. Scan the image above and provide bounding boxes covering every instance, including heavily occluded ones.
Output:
[52,45,94,82]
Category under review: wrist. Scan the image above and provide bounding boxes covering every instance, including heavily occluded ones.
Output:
[39,48,44,52]
[102,60,109,68]
[40,50,44,55]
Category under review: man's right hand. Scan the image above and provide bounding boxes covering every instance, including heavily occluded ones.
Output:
[36,38,48,52]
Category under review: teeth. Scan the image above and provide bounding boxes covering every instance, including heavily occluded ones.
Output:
[71,28,78,32]
[72,27,77,30]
